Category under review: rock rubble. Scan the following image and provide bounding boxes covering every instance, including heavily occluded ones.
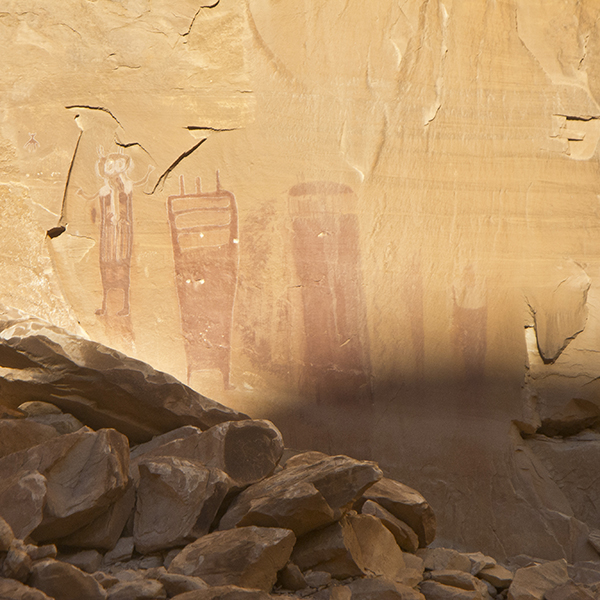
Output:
[0,319,598,600]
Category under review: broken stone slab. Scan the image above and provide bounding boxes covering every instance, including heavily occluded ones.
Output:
[130,420,284,489]
[428,571,489,596]
[277,563,308,591]
[462,553,496,576]
[134,456,231,553]
[0,579,53,600]
[284,451,330,469]
[219,454,383,536]
[477,564,513,590]
[402,552,426,588]
[0,419,58,459]
[105,579,167,600]
[418,581,485,600]
[58,479,136,551]
[0,307,248,443]
[0,427,130,543]
[507,559,569,600]
[538,398,600,438]
[144,566,209,596]
[29,558,107,600]
[417,549,472,573]
[168,587,273,599]
[356,478,436,547]
[346,577,427,600]
[292,513,406,581]
[168,526,296,591]
[361,499,419,553]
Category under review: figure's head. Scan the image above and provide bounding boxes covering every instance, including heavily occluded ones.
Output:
[97,151,132,179]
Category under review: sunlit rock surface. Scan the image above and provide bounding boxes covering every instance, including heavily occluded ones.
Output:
[2,0,600,561]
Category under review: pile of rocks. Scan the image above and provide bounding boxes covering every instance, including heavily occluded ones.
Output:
[0,311,598,600]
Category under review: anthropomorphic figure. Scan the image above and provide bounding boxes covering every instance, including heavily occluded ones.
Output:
[79,148,153,316]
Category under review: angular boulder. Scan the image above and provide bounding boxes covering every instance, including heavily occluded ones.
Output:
[477,564,513,590]
[417,549,472,573]
[0,307,247,443]
[130,420,283,488]
[356,478,436,547]
[361,499,419,553]
[169,587,273,600]
[105,579,166,600]
[144,567,209,596]
[347,578,427,600]
[219,454,382,536]
[134,456,230,553]
[292,513,406,581]
[0,579,53,600]
[428,571,489,596]
[0,428,129,542]
[419,581,484,600]
[29,559,107,600]
[507,559,569,600]
[58,481,136,550]
[0,419,58,459]
[168,526,296,591]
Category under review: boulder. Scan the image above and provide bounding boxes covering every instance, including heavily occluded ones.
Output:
[477,564,513,590]
[168,587,272,599]
[58,480,136,550]
[361,500,420,553]
[106,579,166,600]
[103,536,135,566]
[168,526,296,591]
[27,413,85,435]
[428,571,489,596]
[3,540,33,582]
[507,559,569,600]
[545,581,596,600]
[29,559,107,600]
[219,454,382,536]
[0,428,129,542]
[0,419,58,459]
[0,579,53,600]
[134,456,230,553]
[58,549,104,573]
[144,567,209,596]
[418,581,484,600]
[462,553,496,576]
[356,478,436,547]
[417,549,472,574]
[278,563,308,591]
[292,513,406,581]
[347,578,427,600]
[130,420,283,488]
[0,308,247,443]
[0,514,14,551]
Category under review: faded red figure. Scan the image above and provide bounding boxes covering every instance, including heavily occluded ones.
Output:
[167,174,239,389]
[79,148,153,316]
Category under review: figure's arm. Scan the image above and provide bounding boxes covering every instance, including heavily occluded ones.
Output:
[77,188,99,201]
[133,164,155,188]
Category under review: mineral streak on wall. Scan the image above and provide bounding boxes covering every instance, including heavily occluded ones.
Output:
[2,0,600,562]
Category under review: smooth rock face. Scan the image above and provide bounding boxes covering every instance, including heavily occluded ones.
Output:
[219,455,382,536]
[356,478,436,547]
[168,526,296,591]
[0,309,247,443]
[134,456,230,553]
